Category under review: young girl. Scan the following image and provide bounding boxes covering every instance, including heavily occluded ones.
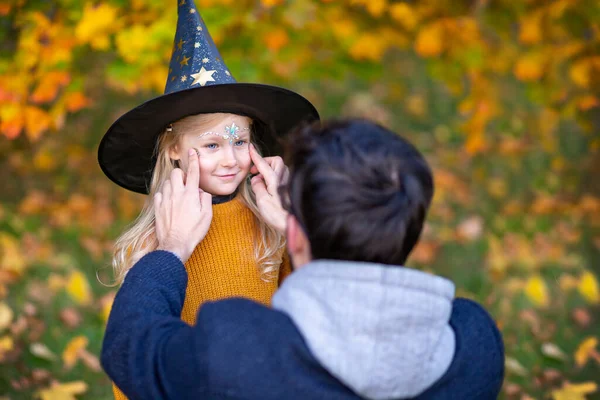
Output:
[98,2,318,399]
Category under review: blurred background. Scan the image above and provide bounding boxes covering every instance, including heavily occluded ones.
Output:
[0,0,599,399]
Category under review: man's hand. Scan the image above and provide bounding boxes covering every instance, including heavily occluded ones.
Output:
[154,148,213,263]
[249,144,289,234]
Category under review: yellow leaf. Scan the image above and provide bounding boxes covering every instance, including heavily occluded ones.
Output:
[525,275,550,307]
[260,0,284,7]
[331,18,357,40]
[415,23,444,57]
[514,54,544,81]
[65,271,92,306]
[37,381,88,400]
[75,3,119,50]
[0,103,24,139]
[349,33,387,61]
[0,303,13,332]
[0,335,14,355]
[115,24,151,63]
[24,106,52,142]
[350,0,387,17]
[578,271,599,304]
[519,13,543,44]
[575,337,598,367]
[62,336,88,370]
[0,233,26,275]
[570,60,591,88]
[552,382,597,400]
[389,3,418,31]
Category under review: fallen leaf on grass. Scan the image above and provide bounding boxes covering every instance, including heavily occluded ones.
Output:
[30,342,57,361]
[551,381,597,400]
[37,380,88,400]
[62,336,88,370]
[575,337,599,368]
[0,302,14,331]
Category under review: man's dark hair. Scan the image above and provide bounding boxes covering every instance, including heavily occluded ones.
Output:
[280,119,434,266]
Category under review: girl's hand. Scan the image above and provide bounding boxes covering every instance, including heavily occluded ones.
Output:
[249,144,289,234]
[154,148,213,263]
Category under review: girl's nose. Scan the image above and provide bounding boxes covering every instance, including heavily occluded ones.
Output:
[220,146,237,167]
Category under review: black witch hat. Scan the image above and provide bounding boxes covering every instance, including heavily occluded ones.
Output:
[98,0,319,194]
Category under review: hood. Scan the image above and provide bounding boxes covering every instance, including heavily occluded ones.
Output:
[272,260,456,400]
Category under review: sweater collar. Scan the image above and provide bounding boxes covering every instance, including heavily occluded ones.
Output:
[212,189,238,205]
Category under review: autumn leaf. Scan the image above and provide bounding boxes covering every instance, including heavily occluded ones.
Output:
[389,3,418,31]
[62,336,88,370]
[348,33,388,61]
[542,343,567,361]
[37,381,88,400]
[519,12,543,45]
[505,357,528,377]
[415,22,444,57]
[0,233,26,276]
[65,271,92,306]
[551,382,598,400]
[514,53,545,81]
[263,28,289,53]
[24,106,52,141]
[30,343,58,362]
[525,275,550,307]
[64,92,90,113]
[29,71,70,104]
[0,303,13,332]
[260,0,284,7]
[577,271,599,304]
[75,3,119,50]
[574,337,599,368]
[0,335,14,361]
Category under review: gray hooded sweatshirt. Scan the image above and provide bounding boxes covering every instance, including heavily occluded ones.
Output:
[272,260,456,400]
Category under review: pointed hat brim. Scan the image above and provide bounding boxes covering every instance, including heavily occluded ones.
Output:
[98,82,319,194]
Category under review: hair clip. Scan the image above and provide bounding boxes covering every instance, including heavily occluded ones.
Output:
[166,124,173,133]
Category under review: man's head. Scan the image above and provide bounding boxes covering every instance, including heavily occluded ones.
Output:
[280,119,434,269]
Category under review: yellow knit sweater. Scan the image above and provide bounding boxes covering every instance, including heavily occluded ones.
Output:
[112,197,291,399]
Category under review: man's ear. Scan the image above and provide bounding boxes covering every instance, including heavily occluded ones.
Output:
[286,214,301,254]
[286,214,311,268]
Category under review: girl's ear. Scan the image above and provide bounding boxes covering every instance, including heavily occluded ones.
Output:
[168,143,181,161]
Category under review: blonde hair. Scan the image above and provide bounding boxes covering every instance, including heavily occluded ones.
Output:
[111,113,286,285]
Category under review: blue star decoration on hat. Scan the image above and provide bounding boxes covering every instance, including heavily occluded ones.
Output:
[165,0,235,94]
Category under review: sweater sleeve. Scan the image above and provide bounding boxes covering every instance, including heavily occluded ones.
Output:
[101,250,210,400]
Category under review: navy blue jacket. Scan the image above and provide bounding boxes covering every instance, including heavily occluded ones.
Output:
[101,251,504,399]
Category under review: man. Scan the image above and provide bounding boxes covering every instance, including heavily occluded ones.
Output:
[101,119,504,399]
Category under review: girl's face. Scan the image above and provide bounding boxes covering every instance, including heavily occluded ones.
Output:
[169,114,252,196]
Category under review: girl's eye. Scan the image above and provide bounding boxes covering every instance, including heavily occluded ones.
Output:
[205,143,218,150]
[234,140,247,147]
